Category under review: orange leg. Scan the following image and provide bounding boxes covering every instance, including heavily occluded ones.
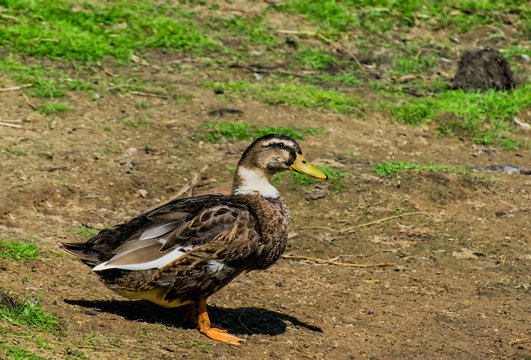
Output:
[197,297,244,346]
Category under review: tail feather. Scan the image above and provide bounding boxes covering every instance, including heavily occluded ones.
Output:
[61,242,101,266]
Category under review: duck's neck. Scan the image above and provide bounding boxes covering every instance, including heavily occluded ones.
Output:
[232,166,279,198]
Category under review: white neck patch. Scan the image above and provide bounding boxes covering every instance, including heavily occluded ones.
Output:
[233,167,279,198]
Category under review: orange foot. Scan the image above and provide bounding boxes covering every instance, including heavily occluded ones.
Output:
[200,325,244,346]
[196,297,245,346]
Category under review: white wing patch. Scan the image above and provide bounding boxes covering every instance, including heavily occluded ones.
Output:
[92,246,194,271]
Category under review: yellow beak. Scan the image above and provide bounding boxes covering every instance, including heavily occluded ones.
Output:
[289,153,328,179]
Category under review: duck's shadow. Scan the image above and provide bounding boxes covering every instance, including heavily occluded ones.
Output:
[64,299,322,336]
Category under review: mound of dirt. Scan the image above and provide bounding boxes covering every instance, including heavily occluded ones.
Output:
[453,48,516,91]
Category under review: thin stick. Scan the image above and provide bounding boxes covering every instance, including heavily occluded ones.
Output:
[2,314,22,327]
[172,165,209,200]
[174,183,190,199]
[232,64,315,78]
[129,90,169,99]
[97,63,115,77]
[282,255,394,268]
[0,13,20,21]
[278,29,318,36]
[509,337,531,345]
[277,30,367,75]
[188,165,209,197]
[0,121,23,129]
[339,212,430,233]
[316,33,368,75]
[0,84,32,92]
[22,92,37,110]
[297,225,337,232]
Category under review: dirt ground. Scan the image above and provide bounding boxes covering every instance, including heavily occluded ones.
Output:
[1,10,530,360]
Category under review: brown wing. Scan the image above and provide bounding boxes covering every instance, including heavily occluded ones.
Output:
[67,195,261,272]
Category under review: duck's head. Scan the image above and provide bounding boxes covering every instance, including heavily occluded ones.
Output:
[232,134,327,198]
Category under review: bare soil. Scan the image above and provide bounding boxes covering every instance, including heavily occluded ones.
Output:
[1,12,530,360]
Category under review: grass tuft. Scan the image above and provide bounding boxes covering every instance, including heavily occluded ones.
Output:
[0,0,224,61]
[0,290,60,333]
[37,102,74,115]
[200,121,325,143]
[0,240,40,261]
[72,224,99,238]
[388,85,530,148]
[372,162,467,178]
[202,81,362,114]
[2,345,48,360]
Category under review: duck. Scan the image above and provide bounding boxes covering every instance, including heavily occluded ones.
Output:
[62,134,327,345]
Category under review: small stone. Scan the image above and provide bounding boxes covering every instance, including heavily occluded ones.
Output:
[138,189,148,198]
[304,186,328,201]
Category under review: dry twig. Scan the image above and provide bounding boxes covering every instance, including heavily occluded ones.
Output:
[97,62,115,77]
[0,121,23,129]
[22,92,37,110]
[189,164,209,197]
[509,337,531,345]
[230,63,315,78]
[282,255,394,268]
[277,30,367,75]
[316,33,368,76]
[172,165,210,199]
[129,90,169,99]
[277,29,318,36]
[0,84,32,92]
[2,314,22,327]
[339,212,430,233]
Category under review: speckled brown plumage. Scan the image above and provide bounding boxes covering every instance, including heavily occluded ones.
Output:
[62,134,326,345]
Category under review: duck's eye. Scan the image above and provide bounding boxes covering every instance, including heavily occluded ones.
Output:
[277,143,284,148]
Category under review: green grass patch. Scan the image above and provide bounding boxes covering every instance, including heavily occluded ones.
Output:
[71,224,99,238]
[279,0,528,36]
[220,14,277,50]
[200,121,325,142]
[0,240,40,261]
[0,291,60,333]
[1,344,48,360]
[0,0,224,61]
[2,147,27,157]
[37,102,74,115]
[372,162,467,178]
[293,47,338,70]
[0,59,68,98]
[201,80,362,113]
[388,85,530,148]
[122,116,149,128]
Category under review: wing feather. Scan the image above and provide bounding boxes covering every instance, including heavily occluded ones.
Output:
[92,201,255,272]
